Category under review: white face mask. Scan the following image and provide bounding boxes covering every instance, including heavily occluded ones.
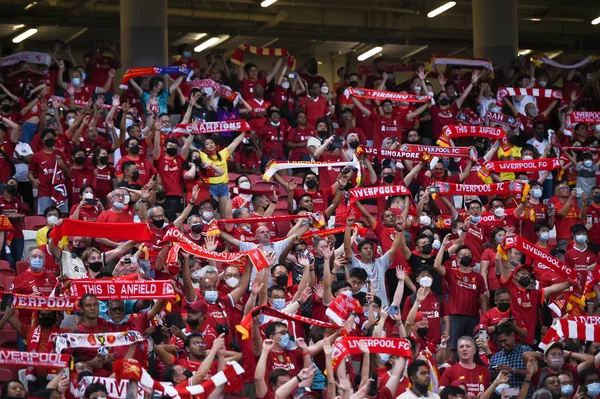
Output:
[238,181,251,189]
[320,86,329,94]
[67,118,75,127]
[125,119,134,128]
[539,81,548,88]
[420,215,432,226]
[202,211,214,221]
[419,276,433,287]
[522,155,533,160]
[340,290,353,298]
[281,81,290,90]
[83,192,94,200]
[191,270,203,281]
[47,215,58,226]
[225,277,239,288]
[432,239,441,250]
[494,207,505,218]
[414,86,422,93]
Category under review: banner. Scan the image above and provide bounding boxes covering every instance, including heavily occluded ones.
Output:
[349,185,412,205]
[9,293,79,312]
[331,337,412,370]
[437,125,506,147]
[173,120,251,135]
[119,66,192,89]
[0,51,51,66]
[399,144,478,161]
[345,87,431,103]
[67,278,175,300]
[49,219,153,243]
[0,349,70,368]
[55,331,146,353]
[431,181,524,196]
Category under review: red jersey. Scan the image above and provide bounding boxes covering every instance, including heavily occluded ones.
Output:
[154,154,184,197]
[499,274,544,345]
[39,244,60,276]
[401,292,446,344]
[70,166,95,204]
[90,56,118,91]
[240,78,268,102]
[517,202,549,243]
[369,113,400,149]
[115,155,156,186]
[444,267,486,316]
[430,103,459,141]
[70,84,98,104]
[69,204,101,222]
[393,106,418,132]
[265,348,304,379]
[480,248,500,291]
[0,195,24,238]
[93,165,115,200]
[233,150,261,172]
[257,122,288,160]
[119,140,149,161]
[439,363,490,395]
[550,196,581,240]
[292,188,328,213]
[480,212,519,237]
[565,246,596,290]
[463,223,487,263]
[10,270,57,325]
[29,150,69,197]
[273,85,293,109]
[287,126,315,161]
[97,209,134,223]
[0,140,17,183]
[374,221,410,271]
[480,307,528,353]
[302,96,330,128]
[586,203,600,244]
[246,98,271,132]
[316,152,343,190]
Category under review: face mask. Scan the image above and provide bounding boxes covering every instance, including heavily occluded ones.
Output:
[113,201,126,210]
[80,71,86,81]
[584,160,594,167]
[5,185,17,195]
[30,257,44,272]
[420,215,432,226]
[281,81,290,90]
[587,383,600,398]
[73,247,85,257]
[561,385,574,396]
[320,86,329,94]
[497,302,510,312]
[182,369,194,379]
[364,311,379,319]
[575,235,587,245]
[187,317,200,328]
[432,170,445,179]
[439,98,450,106]
[494,207,505,217]
[226,277,239,288]
[202,211,213,221]
[349,81,359,88]
[419,276,433,287]
[275,274,288,287]
[67,117,75,127]
[522,155,533,160]
[239,181,251,189]
[378,353,390,363]
[495,383,510,395]
[191,270,203,281]
[44,138,55,147]
[518,276,531,288]
[182,51,192,58]
[531,188,543,199]
[125,119,134,128]
[305,180,318,189]
[272,298,286,310]
[74,156,86,166]
[279,333,292,349]
[88,261,103,273]
[340,290,353,298]
[166,147,177,156]
[317,130,328,139]
[460,256,473,267]
[151,219,165,228]
[131,171,140,181]
[39,316,56,328]
[495,235,505,244]
[432,239,441,250]
[548,357,565,369]
[421,243,432,255]
[414,86,422,93]
[539,81,548,88]
[71,77,81,86]
[204,290,218,303]
[349,141,359,149]
[129,145,140,155]
[594,194,600,203]
[417,327,429,337]
[539,232,550,241]
[1,104,11,113]
[190,224,202,234]
[47,215,58,226]
[470,215,481,224]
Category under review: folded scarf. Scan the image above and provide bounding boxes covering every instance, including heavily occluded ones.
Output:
[431,181,524,196]
[168,241,270,272]
[428,56,494,74]
[355,145,427,161]
[345,87,431,103]
[173,120,250,136]
[0,51,51,66]
[263,160,362,183]
[496,87,563,107]
[230,44,296,70]
[349,185,412,205]
[55,331,146,353]
[482,158,561,173]
[331,337,412,370]
[9,293,79,311]
[539,319,600,351]
[50,219,153,242]
[456,109,485,126]
[562,146,599,153]
[0,215,15,248]
[399,144,478,161]
[119,66,192,89]
[531,54,597,70]
[66,278,176,300]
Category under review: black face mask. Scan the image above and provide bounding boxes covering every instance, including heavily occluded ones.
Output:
[317,130,328,139]
[131,171,140,181]
[151,218,165,228]
[5,185,17,195]
[305,180,318,189]
[87,261,103,273]
[129,145,140,155]
[497,302,510,312]
[190,224,202,234]
[243,147,253,154]
[439,98,450,106]
[383,174,395,184]
[421,244,432,255]
[349,81,359,88]
[166,147,178,157]
[44,138,56,147]
[74,156,86,166]
[460,256,473,267]
[182,369,194,379]
[275,274,288,287]
[327,144,336,151]
[99,156,108,165]
[518,276,531,288]
[193,158,203,167]
[416,327,429,337]
[349,141,359,149]
[1,104,11,113]
[156,191,166,201]
[39,316,56,328]
[73,247,85,257]
[593,194,600,203]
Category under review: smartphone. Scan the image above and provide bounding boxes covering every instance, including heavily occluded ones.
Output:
[548,203,555,214]
[388,305,399,315]
[574,188,583,198]
[332,136,344,149]
[85,198,98,206]
[503,388,520,397]
[288,73,295,79]
[367,373,379,397]
[429,186,440,193]
[165,314,185,329]
[1,293,12,311]
[124,257,132,264]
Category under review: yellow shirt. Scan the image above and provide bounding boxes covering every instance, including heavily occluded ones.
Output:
[200,148,230,185]
[35,225,69,249]
[497,145,522,181]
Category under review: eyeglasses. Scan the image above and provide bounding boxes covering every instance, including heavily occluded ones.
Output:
[547,352,564,358]
[190,341,205,347]
[109,307,125,313]
[273,330,289,336]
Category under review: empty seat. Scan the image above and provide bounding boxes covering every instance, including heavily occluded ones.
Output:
[0,330,17,346]
[24,216,46,231]
[0,260,11,271]
[16,261,29,275]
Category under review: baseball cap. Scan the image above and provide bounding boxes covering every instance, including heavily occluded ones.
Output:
[543,341,564,356]
[187,300,208,314]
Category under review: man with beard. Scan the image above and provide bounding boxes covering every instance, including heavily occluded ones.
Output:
[397,360,440,399]
[0,308,69,392]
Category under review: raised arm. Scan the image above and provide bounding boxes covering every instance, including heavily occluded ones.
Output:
[455,70,480,109]
[350,95,371,117]
[266,58,284,84]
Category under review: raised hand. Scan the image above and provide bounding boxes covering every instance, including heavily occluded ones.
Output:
[300,286,312,303]
[263,338,275,353]
[416,286,429,302]
[204,235,218,251]
[358,340,370,354]
[471,69,481,84]
[417,66,427,81]
[313,283,324,300]
[297,253,310,268]
[396,266,405,281]
[323,337,332,356]
[287,178,298,192]
[251,278,263,296]
[296,337,308,351]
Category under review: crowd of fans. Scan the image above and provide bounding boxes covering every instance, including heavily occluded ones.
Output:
[0,39,599,399]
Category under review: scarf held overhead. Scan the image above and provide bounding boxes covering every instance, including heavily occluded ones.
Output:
[531,54,597,70]
[55,331,146,353]
[331,337,412,370]
[173,120,250,136]
[50,219,153,243]
[437,125,506,147]
[168,241,270,272]
[484,111,520,128]
[539,319,600,351]
[187,79,239,103]
[8,293,79,311]
[119,66,192,89]
[0,51,52,66]
[263,160,362,183]
[67,278,175,300]
[348,185,412,205]
[431,181,524,196]
[399,144,478,161]
[496,87,563,107]
[428,56,494,74]
[345,87,431,103]
[0,350,70,368]
[482,158,562,173]
[230,44,296,70]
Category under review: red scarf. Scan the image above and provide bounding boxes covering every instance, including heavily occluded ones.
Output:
[50,219,153,243]
[0,349,69,368]
[566,111,600,124]
[355,145,425,161]
[346,87,431,103]
[67,277,176,300]
[26,325,62,377]
[400,144,478,161]
[481,158,561,174]
[230,44,296,71]
[431,181,524,196]
[230,186,275,196]
[484,111,520,128]
[456,109,484,126]
[51,158,68,208]
[437,125,506,147]
[168,241,269,272]
[0,215,15,247]
[187,79,239,103]
[562,146,599,153]
[496,87,563,106]
[331,337,412,370]
[348,185,412,205]
[236,305,343,340]
[539,319,600,352]
[173,120,250,136]
[10,293,79,311]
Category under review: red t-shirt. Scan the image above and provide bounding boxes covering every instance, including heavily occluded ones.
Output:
[463,223,487,263]
[439,363,491,395]
[70,166,95,204]
[480,307,528,353]
[90,56,118,91]
[119,140,149,161]
[287,126,315,161]
[401,292,446,344]
[549,196,581,240]
[369,113,400,149]
[302,96,330,128]
[115,155,156,186]
[29,150,69,197]
[480,248,500,291]
[293,188,328,213]
[154,154,184,197]
[517,202,549,243]
[564,246,596,291]
[374,221,410,271]
[430,103,459,141]
[257,123,288,160]
[265,348,304,379]
[480,212,519,238]
[69,84,98,104]
[393,106,418,133]
[11,270,57,324]
[69,204,101,222]
[233,150,261,172]
[93,165,115,200]
[0,195,24,238]
[315,152,343,190]
[97,209,134,223]
[444,267,486,316]
[0,139,17,183]
[587,204,600,244]
[241,78,268,102]
[246,98,271,132]
[499,274,544,345]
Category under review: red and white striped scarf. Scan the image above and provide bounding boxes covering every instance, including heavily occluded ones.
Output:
[539,319,600,351]
[496,87,563,107]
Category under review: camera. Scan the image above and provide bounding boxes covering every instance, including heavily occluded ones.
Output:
[216,324,230,335]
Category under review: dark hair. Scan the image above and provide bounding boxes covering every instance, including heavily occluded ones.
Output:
[1,380,24,397]
[79,185,94,197]
[80,293,97,307]
[415,233,432,245]
[44,205,59,217]
[184,332,204,350]
[83,382,108,399]
[580,368,600,385]
[440,386,466,399]
[331,280,351,294]
[357,239,374,252]
[125,136,139,148]
[495,287,510,297]
[570,223,588,237]
[407,359,428,379]
[349,268,368,281]
[41,128,57,138]
[163,363,181,383]
[451,218,465,230]
[489,197,504,208]
[265,321,287,339]
[455,245,471,256]
[149,76,162,91]
[164,137,178,147]
[244,63,257,73]
[32,389,60,399]
[495,322,514,337]
[269,369,291,387]
[267,285,286,297]
[490,227,506,244]
[71,145,86,157]
[534,222,550,233]
[466,199,482,210]
[122,160,136,173]
[297,193,314,204]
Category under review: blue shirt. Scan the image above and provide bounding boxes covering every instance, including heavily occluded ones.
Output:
[141,89,171,116]
[489,344,532,389]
